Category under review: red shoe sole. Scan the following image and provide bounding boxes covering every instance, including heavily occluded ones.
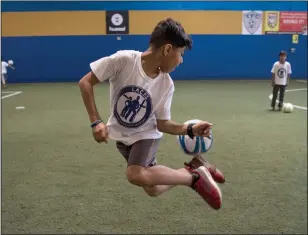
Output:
[193,166,222,210]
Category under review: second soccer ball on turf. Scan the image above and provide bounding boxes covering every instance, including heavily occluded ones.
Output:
[177,119,213,156]
[283,103,294,113]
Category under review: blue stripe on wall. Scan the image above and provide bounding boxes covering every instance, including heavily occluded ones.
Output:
[2,35,307,82]
[1,1,308,12]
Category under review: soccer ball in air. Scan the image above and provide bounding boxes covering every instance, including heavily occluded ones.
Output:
[177,119,213,156]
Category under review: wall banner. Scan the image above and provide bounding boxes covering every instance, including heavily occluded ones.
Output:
[279,12,307,34]
[242,11,263,35]
[264,11,280,34]
[106,11,129,35]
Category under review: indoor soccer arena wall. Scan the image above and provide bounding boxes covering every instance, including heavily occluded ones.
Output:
[1,1,307,83]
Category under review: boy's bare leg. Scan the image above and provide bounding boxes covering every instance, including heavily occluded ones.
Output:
[118,139,223,209]
[126,164,193,187]
[143,167,188,196]
[128,164,223,209]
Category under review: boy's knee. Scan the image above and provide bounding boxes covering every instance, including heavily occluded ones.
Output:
[126,165,149,187]
[143,186,160,197]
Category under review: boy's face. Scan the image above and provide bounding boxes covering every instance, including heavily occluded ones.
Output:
[279,55,286,63]
[279,55,287,63]
[160,45,185,73]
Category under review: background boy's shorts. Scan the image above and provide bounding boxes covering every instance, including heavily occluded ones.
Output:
[116,139,161,168]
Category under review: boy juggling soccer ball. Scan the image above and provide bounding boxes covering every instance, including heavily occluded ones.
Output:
[79,18,225,210]
[271,50,292,111]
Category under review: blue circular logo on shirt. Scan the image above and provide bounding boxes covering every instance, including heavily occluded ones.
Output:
[277,68,286,79]
[114,85,152,128]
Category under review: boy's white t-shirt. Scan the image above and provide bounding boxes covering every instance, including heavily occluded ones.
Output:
[271,61,292,85]
[1,61,9,74]
[90,50,174,145]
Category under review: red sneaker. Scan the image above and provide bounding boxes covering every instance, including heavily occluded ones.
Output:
[185,156,225,184]
[191,166,222,210]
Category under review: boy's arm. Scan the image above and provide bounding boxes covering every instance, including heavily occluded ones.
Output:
[157,119,188,135]
[155,85,187,135]
[287,63,292,85]
[157,119,212,137]
[271,73,275,85]
[271,63,276,86]
[79,52,123,124]
[79,71,102,123]
[155,85,211,137]
[287,74,291,85]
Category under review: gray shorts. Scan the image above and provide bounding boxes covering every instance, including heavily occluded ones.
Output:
[116,139,161,168]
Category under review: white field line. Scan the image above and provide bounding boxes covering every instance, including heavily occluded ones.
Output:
[1,91,23,99]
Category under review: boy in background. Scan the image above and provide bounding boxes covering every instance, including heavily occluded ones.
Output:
[1,58,15,88]
[271,51,292,111]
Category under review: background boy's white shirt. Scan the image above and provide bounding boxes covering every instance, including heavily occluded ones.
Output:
[90,50,174,145]
[2,61,9,74]
[271,61,292,85]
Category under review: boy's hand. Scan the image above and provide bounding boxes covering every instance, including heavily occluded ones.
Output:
[192,121,213,137]
[92,122,109,143]
[272,81,275,86]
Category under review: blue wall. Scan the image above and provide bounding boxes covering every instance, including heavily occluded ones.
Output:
[2,1,308,82]
[2,35,307,82]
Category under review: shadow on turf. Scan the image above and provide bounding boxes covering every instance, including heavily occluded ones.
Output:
[265,108,283,112]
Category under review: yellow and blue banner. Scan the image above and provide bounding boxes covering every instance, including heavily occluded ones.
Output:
[264,11,280,33]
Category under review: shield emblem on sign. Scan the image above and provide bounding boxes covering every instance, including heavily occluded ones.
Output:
[268,13,278,28]
[244,11,262,34]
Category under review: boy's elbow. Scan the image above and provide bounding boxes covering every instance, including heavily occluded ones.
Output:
[78,75,91,91]
[79,72,92,87]
[156,120,166,132]
[78,77,86,88]
[156,123,163,132]
[157,126,164,133]
[80,71,101,87]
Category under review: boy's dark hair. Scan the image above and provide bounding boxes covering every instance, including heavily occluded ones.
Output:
[149,18,193,50]
[279,50,287,56]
